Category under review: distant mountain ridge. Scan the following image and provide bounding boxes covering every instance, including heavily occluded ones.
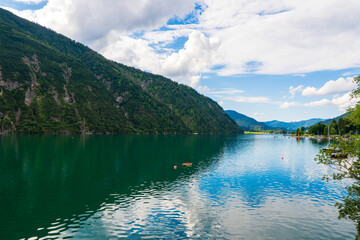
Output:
[225,110,276,131]
[264,118,325,131]
[265,113,351,131]
[319,112,349,125]
[226,110,349,131]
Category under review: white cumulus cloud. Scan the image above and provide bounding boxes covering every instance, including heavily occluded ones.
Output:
[279,101,301,109]
[97,30,218,87]
[160,30,220,82]
[281,91,359,110]
[289,85,303,98]
[200,0,360,75]
[302,76,357,97]
[224,95,270,103]
[4,0,360,89]
[7,0,196,43]
[332,92,358,109]
[304,99,332,107]
[99,33,161,72]
[206,88,244,95]
[304,92,358,109]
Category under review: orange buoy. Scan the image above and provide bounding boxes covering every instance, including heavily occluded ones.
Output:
[182,163,192,167]
[174,165,177,169]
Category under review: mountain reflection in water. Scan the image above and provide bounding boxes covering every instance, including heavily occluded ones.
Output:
[0,134,356,239]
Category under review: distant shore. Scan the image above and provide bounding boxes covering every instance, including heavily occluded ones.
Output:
[244,131,270,134]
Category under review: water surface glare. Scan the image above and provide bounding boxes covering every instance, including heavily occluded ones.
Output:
[0,134,356,239]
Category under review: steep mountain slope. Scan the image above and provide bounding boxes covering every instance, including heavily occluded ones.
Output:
[264,118,325,131]
[0,8,241,134]
[319,112,349,125]
[225,110,273,131]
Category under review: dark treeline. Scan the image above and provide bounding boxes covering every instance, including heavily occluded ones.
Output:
[307,117,360,136]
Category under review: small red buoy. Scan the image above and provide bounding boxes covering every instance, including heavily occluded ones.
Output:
[282,157,284,159]
[174,165,177,169]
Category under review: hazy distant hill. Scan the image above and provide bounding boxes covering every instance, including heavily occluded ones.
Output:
[0,8,241,134]
[264,118,325,131]
[265,112,351,131]
[225,109,351,131]
[225,110,274,131]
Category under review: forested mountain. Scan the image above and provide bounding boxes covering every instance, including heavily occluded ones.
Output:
[225,110,274,131]
[0,8,241,134]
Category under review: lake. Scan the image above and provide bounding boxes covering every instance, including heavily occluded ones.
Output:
[0,134,356,239]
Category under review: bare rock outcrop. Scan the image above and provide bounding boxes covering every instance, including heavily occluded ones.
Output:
[23,54,45,85]
[0,66,22,90]
[25,87,36,106]
[60,63,75,104]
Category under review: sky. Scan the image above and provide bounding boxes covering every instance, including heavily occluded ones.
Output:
[2,0,360,122]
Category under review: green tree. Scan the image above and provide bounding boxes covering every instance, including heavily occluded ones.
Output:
[316,75,360,237]
[308,123,326,135]
[296,128,304,136]
[316,140,360,236]
[330,127,337,135]
[330,119,339,135]
[323,126,328,136]
[338,117,347,135]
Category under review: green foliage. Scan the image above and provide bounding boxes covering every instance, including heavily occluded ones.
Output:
[316,75,360,237]
[309,115,358,137]
[0,8,242,134]
[295,128,304,136]
[323,126,328,136]
[316,139,360,237]
[336,184,360,235]
[308,123,327,135]
[330,127,337,135]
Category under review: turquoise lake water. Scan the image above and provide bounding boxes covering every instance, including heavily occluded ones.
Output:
[0,134,356,239]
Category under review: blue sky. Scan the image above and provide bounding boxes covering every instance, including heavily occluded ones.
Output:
[3,0,360,122]
[0,0,47,10]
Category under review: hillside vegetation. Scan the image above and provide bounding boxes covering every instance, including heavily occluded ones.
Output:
[0,8,241,134]
[225,110,274,131]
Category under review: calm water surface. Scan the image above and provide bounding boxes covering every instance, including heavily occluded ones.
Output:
[0,134,356,239]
